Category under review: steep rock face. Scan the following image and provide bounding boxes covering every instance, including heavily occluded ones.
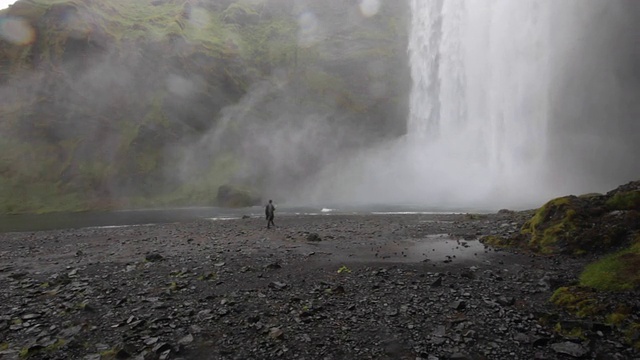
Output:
[0,0,410,213]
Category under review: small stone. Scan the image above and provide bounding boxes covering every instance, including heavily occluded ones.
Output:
[450,353,471,360]
[269,327,284,339]
[268,281,288,290]
[451,300,466,310]
[497,296,515,306]
[178,334,194,346]
[385,308,399,317]
[21,314,41,320]
[514,333,530,343]
[159,349,171,360]
[152,343,171,354]
[60,325,82,338]
[144,337,159,346]
[550,342,588,358]
[190,325,203,334]
[460,271,474,279]
[431,277,443,287]
[532,336,550,347]
[145,253,164,262]
[307,233,322,242]
[265,262,281,270]
[115,348,133,359]
[433,325,446,337]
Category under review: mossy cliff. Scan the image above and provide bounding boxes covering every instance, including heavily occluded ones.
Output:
[0,0,410,213]
[482,180,640,349]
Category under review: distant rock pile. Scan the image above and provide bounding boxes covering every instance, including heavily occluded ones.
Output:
[216,184,261,208]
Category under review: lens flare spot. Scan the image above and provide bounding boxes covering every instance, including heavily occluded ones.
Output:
[297,11,319,47]
[359,0,381,18]
[166,74,197,97]
[0,17,35,45]
[188,7,211,30]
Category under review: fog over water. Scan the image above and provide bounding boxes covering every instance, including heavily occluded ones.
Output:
[297,0,640,210]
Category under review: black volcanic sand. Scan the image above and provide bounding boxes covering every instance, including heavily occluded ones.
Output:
[0,213,638,360]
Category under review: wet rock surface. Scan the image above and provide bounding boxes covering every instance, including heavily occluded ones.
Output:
[0,213,638,359]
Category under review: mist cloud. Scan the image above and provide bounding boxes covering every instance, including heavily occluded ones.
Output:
[6,0,636,212]
[298,0,640,210]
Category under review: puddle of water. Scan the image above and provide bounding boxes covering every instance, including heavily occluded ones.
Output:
[321,234,489,264]
[411,235,487,263]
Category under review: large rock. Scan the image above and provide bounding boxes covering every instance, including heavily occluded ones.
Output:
[216,184,261,208]
[483,180,640,255]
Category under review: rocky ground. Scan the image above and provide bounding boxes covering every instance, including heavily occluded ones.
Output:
[0,212,638,360]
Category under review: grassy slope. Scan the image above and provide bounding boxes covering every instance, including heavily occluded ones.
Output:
[0,0,278,213]
[0,0,407,214]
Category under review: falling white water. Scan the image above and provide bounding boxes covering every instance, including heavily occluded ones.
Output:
[404,0,553,205]
[301,0,634,210]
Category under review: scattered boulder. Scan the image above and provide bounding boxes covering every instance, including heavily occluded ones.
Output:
[483,180,640,255]
[145,253,164,262]
[269,327,284,340]
[178,334,194,346]
[306,233,322,242]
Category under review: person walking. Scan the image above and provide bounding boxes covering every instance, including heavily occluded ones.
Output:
[265,199,276,229]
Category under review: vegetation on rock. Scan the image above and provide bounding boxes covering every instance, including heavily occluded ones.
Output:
[579,235,640,291]
[483,181,640,350]
[0,0,410,213]
[482,180,640,256]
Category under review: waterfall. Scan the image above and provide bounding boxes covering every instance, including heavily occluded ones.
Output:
[301,0,639,209]
[408,0,552,197]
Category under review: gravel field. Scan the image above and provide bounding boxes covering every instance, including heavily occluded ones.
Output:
[0,212,638,359]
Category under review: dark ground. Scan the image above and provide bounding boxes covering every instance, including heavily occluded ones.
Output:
[0,213,638,359]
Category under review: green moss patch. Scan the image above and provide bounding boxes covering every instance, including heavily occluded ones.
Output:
[579,239,640,291]
[520,196,587,254]
[550,286,605,318]
[606,191,640,211]
[480,235,517,248]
